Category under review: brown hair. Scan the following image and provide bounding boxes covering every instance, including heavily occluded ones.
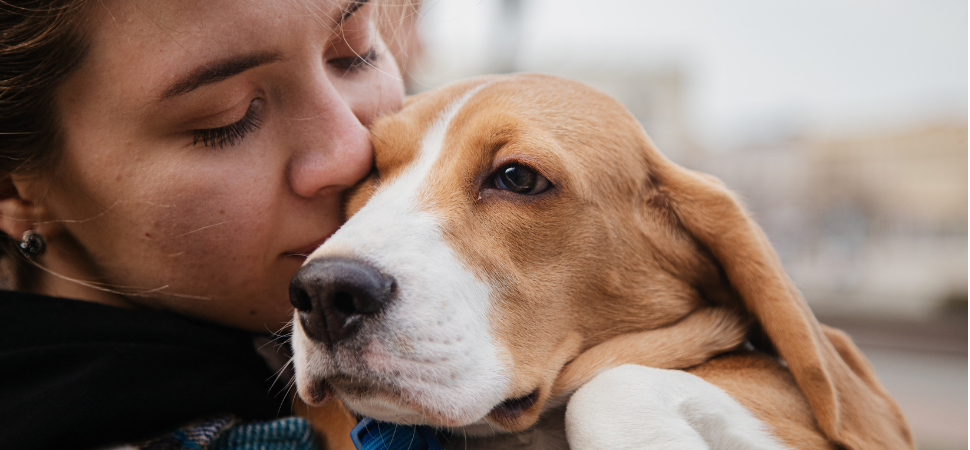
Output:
[374,0,424,91]
[0,1,92,287]
[1,1,90,175]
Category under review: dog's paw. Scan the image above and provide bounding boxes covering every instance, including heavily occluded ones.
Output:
[564,364,789,450]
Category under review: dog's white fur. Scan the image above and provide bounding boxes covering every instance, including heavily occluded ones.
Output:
[566,365,787,450]
[292,84,511,427]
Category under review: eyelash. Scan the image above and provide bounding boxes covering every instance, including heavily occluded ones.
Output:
[189,47,376,149]
[329,47,379,73]
[193,99,263,149]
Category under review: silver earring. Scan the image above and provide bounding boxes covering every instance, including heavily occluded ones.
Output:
[19,230,46,259]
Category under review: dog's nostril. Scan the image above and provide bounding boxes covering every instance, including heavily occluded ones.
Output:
[353,278,394,315]
[290,285,313,312]
[333,290,356,316]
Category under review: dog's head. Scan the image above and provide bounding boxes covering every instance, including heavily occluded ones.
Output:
[290,74,911,447]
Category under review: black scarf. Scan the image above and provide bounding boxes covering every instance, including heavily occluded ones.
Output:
[0,291,292,450]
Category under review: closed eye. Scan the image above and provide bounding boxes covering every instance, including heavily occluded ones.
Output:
[328,47,379,74]
[192,98,264,148]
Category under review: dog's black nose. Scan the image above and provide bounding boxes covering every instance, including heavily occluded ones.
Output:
[289,257,396,346]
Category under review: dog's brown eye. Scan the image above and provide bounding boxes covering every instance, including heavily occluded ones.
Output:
[494,164,551,194]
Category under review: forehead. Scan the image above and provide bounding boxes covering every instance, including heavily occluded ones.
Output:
[86,0,347,47]
[73,0,345,105]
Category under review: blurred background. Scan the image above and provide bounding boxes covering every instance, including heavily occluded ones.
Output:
[388,0,968,448]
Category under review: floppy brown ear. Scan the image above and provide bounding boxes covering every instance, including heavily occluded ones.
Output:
[648,153,914,450]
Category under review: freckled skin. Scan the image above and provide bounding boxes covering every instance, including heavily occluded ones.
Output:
[7,0,404,332]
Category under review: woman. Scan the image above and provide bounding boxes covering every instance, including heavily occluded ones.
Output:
[0,0,411,448]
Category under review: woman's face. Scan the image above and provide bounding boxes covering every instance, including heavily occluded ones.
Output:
[31,0,403,331]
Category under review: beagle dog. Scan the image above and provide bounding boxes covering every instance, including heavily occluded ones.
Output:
[289,74,914,449]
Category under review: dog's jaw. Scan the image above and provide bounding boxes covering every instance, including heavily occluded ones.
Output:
[292,84,516,428]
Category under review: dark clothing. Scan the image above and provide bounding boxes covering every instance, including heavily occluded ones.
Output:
[0,291,291,450]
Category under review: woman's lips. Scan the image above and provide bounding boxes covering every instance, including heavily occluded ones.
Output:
[285,236,330,258]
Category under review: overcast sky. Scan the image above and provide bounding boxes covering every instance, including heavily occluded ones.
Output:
[416,0,968,147]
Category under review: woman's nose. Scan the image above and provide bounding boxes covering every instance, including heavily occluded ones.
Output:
[286,81,373,199]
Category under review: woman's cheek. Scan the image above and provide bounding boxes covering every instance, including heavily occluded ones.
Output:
[148,191,275,276]
[78,166,274,298]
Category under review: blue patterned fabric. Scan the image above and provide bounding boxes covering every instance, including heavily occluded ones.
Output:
[213,417,317,450]
[137,416,319,450]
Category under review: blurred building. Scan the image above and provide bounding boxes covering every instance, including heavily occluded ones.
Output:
[700,124,968,319]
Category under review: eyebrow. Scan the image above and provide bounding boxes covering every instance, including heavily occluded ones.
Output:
[159,0,370,100]
[159,51,283,100]
[339,0,371,23]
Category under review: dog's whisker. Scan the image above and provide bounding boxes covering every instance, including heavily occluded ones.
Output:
[277,378,298,418]
[263,322,293,343]
[268,358,294,391]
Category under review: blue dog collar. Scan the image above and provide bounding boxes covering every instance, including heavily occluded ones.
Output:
[351,418,443,450]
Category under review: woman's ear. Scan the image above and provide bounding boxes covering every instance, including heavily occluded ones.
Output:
[0,175,48,238]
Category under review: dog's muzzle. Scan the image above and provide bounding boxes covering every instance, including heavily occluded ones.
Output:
[290,257,397,347]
